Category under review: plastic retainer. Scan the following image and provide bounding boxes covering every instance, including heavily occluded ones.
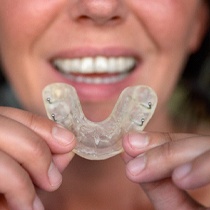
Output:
[43,83,157,160]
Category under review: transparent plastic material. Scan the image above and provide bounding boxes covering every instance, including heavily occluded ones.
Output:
[43,83,157,160]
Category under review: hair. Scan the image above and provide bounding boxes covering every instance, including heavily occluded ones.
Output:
[170,1,210,131]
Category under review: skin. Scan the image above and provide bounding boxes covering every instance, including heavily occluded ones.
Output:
[0,0,209,209]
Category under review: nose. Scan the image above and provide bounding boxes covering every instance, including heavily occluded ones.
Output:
[71,0,127,25]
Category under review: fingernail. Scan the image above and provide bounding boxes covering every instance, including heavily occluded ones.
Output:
[127,154,146,176]
[173,163,192,180]
[52,125,75,146]
[33,196,45,210]
[128,133,149,149]
[48,162,62,188]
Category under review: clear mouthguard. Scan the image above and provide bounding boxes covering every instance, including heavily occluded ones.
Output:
[42,83,157,160]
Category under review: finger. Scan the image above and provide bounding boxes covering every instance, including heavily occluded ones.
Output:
[173,149,210,190]
[124,133,210,183]
[120,152,133,163]
[53,152,75,172]
[122,132,199,157]
[0,115,62,191]
[0,107,76,154]
[0,151,44,210]
[141,179,204,210]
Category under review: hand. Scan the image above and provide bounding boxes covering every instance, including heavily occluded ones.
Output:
[0,107,76,210]
[122,132,210,210]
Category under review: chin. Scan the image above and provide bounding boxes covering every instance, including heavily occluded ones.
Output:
[81,100,115,122]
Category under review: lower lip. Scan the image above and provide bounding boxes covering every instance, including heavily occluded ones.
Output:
[48,64,140,102]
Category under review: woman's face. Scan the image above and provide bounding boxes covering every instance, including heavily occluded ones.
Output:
[0,0,208,121]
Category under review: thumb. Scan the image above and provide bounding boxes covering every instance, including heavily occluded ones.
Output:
[141,178,204,210]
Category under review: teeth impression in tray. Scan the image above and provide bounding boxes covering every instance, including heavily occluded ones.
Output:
[43,83,157,160]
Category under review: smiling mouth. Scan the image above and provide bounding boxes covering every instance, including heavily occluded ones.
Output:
[52,56,137,84]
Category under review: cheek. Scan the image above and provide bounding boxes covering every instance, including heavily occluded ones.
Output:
[0,0,66,54]
[128,0,199,50]
[127,0,200,105]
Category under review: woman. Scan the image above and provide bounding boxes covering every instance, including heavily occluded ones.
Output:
[0,0,209,209]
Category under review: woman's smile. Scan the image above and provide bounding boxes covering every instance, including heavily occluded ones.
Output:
[53,56,136,84]
[45,47,142,102]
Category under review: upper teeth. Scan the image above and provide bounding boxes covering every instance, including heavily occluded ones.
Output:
[53,56,136,74]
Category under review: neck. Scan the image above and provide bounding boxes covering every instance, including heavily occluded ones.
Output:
[64,155,127,187]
